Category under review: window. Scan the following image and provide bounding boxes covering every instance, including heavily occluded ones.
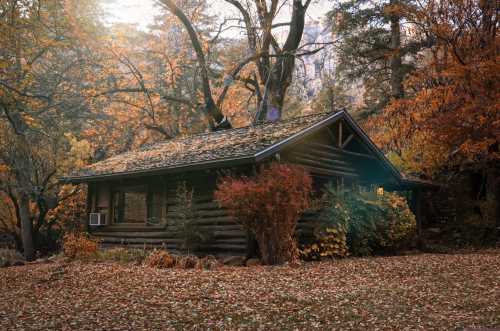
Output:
[111,185,166,225]
[123,188,147,223]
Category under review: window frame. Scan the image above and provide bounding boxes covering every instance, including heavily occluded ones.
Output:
[110,184,167,227]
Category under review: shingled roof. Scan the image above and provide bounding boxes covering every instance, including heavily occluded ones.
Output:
[65,111,345,182]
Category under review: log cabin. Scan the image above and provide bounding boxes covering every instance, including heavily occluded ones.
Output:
[63,111,433,256]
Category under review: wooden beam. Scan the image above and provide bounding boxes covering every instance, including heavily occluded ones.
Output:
[85,184,92,232]
[326,126,337,144]
[341,134,355,149]
[338,121,343,147]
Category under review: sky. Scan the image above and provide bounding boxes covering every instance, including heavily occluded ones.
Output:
[101,0,332,31]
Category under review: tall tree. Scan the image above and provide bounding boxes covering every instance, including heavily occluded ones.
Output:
[158,0,315,124]
[0,0,101,259]
[329,0,433,116]
[368,0,499,223]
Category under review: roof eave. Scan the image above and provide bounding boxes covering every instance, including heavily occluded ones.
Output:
[60,155,257,184]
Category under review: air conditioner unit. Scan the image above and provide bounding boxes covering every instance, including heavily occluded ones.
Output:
[89,213,105,226]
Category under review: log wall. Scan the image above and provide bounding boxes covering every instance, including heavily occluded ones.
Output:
[89,172,248,256]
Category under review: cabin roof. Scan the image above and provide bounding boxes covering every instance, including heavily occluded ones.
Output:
[63,110,433,189]
[65,111,343,182]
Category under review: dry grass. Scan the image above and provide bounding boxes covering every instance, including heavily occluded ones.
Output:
[1,250,499,330]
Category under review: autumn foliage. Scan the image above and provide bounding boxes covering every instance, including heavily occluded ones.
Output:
[62,233,98,260]
[215,163,313,265]
[144,249,177,269]
[368,0,499,175]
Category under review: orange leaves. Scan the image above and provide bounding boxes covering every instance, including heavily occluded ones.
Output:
[2,251,500,329]
[46,185,87,232]
[62,232,98,260]
[215,163,313,227]
[368,0,499,175]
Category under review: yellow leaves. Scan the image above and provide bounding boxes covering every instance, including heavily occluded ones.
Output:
[300,226,349,260]
[59,133,93,172]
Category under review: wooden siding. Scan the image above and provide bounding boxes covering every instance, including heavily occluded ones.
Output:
[89,171,248,256]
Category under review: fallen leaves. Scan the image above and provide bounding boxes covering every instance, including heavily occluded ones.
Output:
[0,250,499,330]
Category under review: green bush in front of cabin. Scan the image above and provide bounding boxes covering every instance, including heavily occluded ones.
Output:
[304,186,416,257]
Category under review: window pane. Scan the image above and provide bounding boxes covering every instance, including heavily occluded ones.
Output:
[123,189,147,223]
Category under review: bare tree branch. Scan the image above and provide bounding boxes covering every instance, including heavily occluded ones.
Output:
[157,0,229,128]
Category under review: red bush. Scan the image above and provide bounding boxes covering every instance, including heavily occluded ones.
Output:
[215,163,313,265]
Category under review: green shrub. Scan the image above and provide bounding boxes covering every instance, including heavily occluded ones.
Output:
[315,186,416,256]
[174,182,213,253]
[0,248,24,267]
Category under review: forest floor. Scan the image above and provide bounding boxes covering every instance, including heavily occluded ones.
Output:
[1,250,499,330]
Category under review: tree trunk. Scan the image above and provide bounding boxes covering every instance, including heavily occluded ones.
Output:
[254,225,296,265]
[17,191,35,261]
[159,0,229,129]
[389,0,404,99]
[257,1,308,122]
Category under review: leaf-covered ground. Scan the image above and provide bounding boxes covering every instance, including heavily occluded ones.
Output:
[1,250,499,330]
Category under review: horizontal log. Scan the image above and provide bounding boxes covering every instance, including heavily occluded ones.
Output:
[166,216,236,226]
[99,243,178,250]
[290,149,350,165]
[167,209,228,219]
[291,153,352,169]
[98,237,184,244]
[192,201,220,210]
[93,231,173,238]
[307,142,376,160]
[299,165,359,178]
[167,201,221,211]
[195,244,247,251]
[290,155,357,175]
[94,225,168,233]
[93,229,241,240]
[214,238,247,244]
[194,224,243,232]
[212,230,247,238]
